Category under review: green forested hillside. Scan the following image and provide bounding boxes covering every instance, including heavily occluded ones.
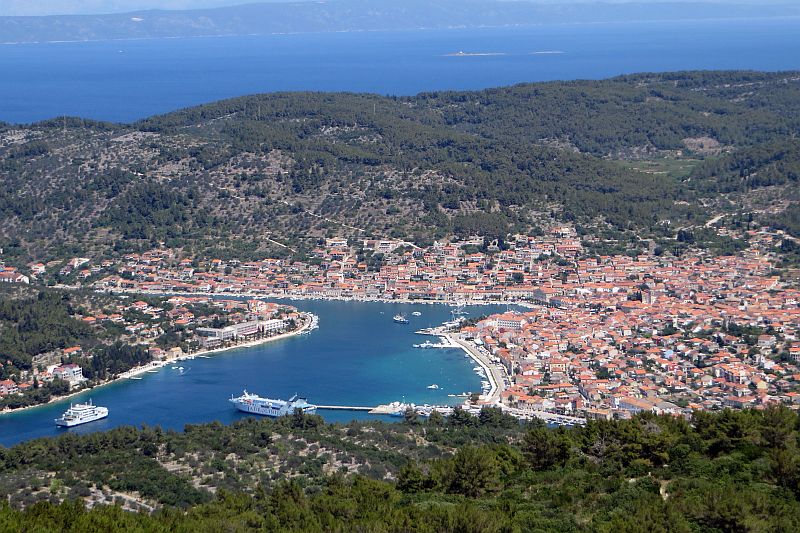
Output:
[0,290,91,369]
[690,138,800,193]
[1,407,799,531]
[0,286,163,409]
[1,71,799,262]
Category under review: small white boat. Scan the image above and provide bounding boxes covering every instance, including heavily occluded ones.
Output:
[412,311,422,316]
[427,384,439,389]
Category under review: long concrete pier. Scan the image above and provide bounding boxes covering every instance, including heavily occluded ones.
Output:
[316,405,374,412]
[314,403,584,426]
[316,404,409,415]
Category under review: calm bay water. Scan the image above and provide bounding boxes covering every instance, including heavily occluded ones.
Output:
[2,17,800,446]
[0,300,508,447]
[1,18,799,124]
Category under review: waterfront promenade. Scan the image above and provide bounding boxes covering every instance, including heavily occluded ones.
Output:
[0,313,316,418]
[444,333,507,405]
[1,300,498,447]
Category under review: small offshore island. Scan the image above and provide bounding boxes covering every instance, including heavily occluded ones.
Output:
[0,68,800,529]
[445,51,507,57]
[2,70,800,427]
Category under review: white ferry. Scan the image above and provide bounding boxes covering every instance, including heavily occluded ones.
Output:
[229,390,317,417]
[54,400,109,427]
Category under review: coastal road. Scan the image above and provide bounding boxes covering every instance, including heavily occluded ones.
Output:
[445,334,507,405]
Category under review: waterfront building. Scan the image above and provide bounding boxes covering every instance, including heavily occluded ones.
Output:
[0,380,19,396]
[197,319,287,348]
[81,225,800,419]
[52,364,85,386]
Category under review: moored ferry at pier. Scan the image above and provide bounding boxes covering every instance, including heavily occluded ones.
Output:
[229,390,317,417]
[54,400,109,427]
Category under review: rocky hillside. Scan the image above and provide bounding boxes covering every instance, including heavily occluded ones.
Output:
[2,407,800,531]
[1,70,799,263]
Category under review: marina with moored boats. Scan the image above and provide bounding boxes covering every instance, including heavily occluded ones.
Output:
[2,300,571,447]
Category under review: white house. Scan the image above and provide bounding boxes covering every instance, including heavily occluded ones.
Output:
[52,363,85,385]
[0,271,30,284]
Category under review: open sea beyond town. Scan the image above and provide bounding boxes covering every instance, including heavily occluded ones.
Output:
[1,17,800,123]
[0,300,510,447]
[2,15,800,445]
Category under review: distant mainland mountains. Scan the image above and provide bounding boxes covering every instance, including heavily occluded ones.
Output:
[1,0,799,44]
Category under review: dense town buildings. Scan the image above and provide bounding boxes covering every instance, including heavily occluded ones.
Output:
[6,225,799,419]
[79,227,799,416]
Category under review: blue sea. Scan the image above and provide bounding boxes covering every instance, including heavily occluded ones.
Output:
[0,300,509,447]
[1,18,799,124]
[2,17,800,445]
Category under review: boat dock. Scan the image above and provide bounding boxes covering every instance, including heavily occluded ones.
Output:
[415,327,447,336]
[315,404,410,414]
[313,403,584,426]
[443,333,506,404]
[512,409,587,426]
[316,405,374,412]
